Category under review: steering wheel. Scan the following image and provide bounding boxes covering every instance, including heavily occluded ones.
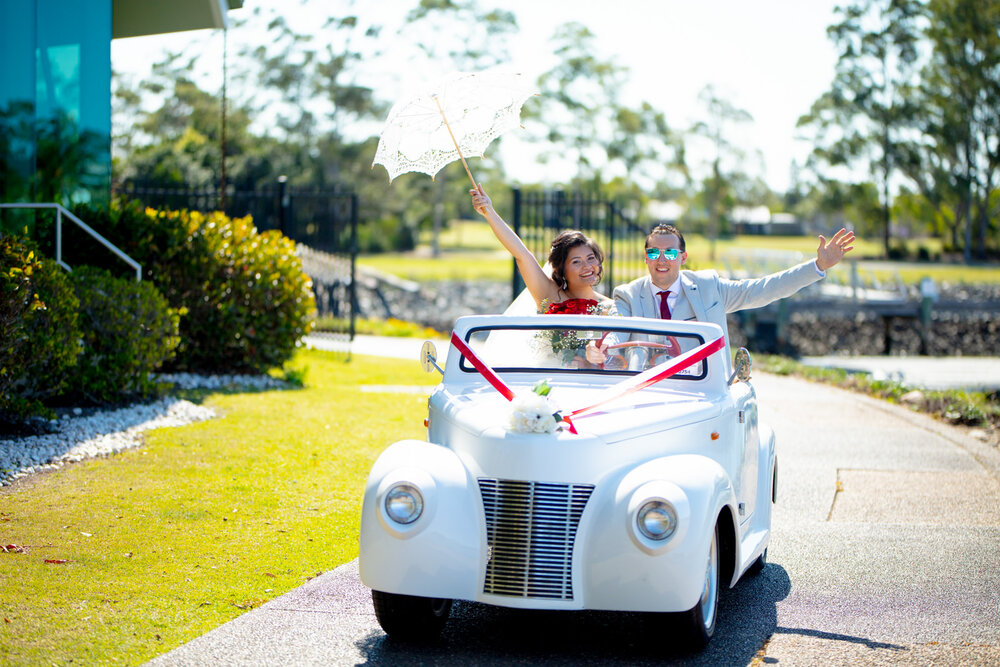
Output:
[604,337,681,371]
[607,337,681,356]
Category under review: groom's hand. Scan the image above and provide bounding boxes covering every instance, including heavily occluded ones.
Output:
[816,228,856,271]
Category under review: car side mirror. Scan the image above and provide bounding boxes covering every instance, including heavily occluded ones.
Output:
[728,348,752,385]
[420,340,444,375]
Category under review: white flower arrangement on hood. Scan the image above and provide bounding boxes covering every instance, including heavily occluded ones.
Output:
[508,380,562,434]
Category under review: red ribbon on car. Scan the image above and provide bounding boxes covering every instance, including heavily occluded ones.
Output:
[449,332,516,400]
[449,331,726,434]
[567,335,725,419]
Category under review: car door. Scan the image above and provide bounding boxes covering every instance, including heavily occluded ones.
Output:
[737,394,759,524]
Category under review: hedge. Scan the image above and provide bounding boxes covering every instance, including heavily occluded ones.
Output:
[0,235,81,419]
[70,200,316,374]
[66,267,181,403]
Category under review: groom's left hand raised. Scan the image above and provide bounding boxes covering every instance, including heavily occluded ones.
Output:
[816,228,856,271]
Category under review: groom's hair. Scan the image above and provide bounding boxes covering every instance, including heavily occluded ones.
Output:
[549,230,605,289]
[646,224,686,252]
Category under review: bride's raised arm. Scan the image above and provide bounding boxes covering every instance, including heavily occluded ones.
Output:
[471,184,559,309]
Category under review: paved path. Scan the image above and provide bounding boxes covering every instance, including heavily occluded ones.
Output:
[800,355,1000,391]
[305,333,450,361]
[147,353,1000,666]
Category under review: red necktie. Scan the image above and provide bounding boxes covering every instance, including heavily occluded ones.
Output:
[658,290,672,319]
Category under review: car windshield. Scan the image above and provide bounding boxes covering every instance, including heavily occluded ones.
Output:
[460,323,709,379]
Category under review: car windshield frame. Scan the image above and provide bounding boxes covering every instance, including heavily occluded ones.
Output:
[459,323,709,381]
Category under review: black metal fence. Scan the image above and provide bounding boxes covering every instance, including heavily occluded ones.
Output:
[510,188,650,302]
[117,180,358,339]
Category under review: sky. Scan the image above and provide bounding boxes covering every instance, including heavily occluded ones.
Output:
[112,0,843,194]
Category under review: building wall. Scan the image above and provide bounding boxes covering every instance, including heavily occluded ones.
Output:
[0,0,112,206]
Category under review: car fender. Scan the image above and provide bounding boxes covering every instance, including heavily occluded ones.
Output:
[579,453,737,612]
[359,440,482,600]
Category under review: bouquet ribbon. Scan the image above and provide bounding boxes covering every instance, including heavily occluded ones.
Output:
[449,332,726,433]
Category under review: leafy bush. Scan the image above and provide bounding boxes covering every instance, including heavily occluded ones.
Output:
[72,200,316,373]
[66,267,181,403]
[0,235,81,419]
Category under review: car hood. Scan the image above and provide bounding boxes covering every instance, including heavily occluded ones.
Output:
[427,383,724,484]
[431,383,722,445]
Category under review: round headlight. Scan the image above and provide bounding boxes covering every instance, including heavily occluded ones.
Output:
[384,483,424,525]
[637,500,677,541]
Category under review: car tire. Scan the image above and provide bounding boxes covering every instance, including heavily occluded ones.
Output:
[674,523,719,649]
[748,548,767,576]
[371,590,452,641]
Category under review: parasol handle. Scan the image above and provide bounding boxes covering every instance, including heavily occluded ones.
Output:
[433,95,478,188]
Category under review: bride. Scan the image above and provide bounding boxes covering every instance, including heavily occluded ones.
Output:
[470,184,615,316]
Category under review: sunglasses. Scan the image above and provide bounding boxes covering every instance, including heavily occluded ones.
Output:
[645,248,681,261]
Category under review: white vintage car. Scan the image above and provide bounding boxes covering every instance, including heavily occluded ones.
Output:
[359,314,775,648]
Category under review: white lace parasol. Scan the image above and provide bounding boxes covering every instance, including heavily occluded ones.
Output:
[372,68,537,185]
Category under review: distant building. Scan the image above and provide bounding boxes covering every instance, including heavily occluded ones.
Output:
[0,0,243,206]
[646,200,685,224]
[732,206,804,236]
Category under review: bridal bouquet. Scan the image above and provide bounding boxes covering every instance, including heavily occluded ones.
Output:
[509,380,564,434]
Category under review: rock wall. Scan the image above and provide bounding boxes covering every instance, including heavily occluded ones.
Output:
[354,278,1000,357]
[728,309,1000,357]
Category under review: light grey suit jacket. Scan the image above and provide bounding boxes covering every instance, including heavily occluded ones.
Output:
[612,260,823,352]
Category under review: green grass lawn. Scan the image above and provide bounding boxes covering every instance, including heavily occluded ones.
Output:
[371,219,1000,286]
[0,350,433,665]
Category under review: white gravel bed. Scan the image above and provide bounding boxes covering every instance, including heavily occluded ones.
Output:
[0,373,289,486]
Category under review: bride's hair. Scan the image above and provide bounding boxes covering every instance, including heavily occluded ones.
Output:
[549,230,605,290]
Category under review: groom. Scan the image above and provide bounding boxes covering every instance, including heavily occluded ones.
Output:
[588,223,856,360]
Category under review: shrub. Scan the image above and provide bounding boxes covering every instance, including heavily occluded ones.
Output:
[0,235,81,419]
[72,201,316,374]
[151,208,315,373]
[66,267,181,404]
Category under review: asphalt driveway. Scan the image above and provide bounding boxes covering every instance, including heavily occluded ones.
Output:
[148,368,1000,666]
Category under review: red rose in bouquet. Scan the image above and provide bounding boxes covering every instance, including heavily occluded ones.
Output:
[545,298,598,315]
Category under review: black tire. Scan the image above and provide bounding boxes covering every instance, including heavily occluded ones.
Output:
[748,548,767,576]
[674,524,719,649]
[371,590,452,641]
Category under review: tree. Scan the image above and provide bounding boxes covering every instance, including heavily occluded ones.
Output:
[900,0,1000,260]
[526,22,685,199]
[791,178,884,242]
[689,85,756,259]
[797,0,924,258]
[529,22,628,183]
[400,0,519,256]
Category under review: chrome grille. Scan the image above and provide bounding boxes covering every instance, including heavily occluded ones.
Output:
[478,478,594,600]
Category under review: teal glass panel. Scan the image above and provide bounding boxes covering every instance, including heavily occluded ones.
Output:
[0,0,111,208]
[0,1,38,205]
[35,0,112,204]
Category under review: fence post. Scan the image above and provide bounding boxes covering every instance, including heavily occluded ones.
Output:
[349,193,358,342]
[511,188,524,303]
[919,277,937,356]
[851,261,859,303]
[606,202,615,292]
[56,207,63,268]
[277,175,288,236]
[776,298,789,352]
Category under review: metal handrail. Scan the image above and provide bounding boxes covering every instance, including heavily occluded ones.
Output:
[0,203,141,281]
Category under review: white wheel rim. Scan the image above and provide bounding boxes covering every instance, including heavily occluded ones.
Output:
[699,534,719,630]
